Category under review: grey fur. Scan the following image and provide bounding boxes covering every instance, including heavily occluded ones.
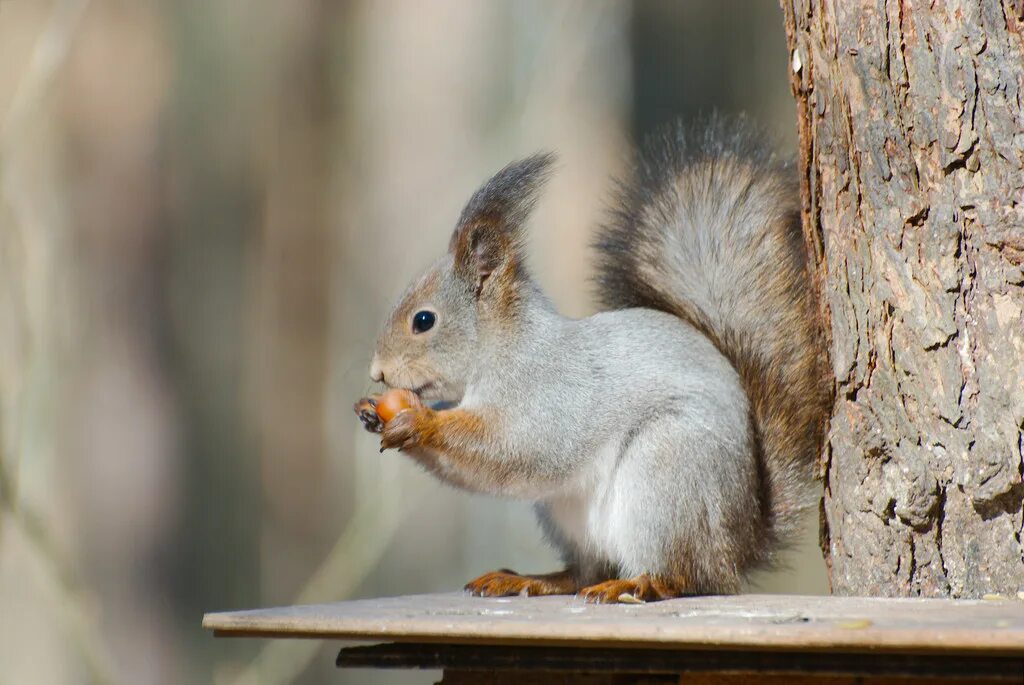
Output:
[364,117,827,594]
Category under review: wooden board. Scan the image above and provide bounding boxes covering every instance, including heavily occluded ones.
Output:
[203,592,1024,655]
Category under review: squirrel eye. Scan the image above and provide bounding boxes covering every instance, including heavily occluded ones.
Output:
[412,310,436,334]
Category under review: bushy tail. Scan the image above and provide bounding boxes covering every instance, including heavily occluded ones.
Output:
[594,116,829,551]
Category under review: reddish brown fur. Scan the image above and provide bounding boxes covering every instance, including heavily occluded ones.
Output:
[378,405,552,495]
[464,569,580,597]
[449,216,529,322]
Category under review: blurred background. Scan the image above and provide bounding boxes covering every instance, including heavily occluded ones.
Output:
[0,1,823,684]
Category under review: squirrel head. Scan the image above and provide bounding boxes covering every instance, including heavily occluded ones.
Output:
[369,153,554,403]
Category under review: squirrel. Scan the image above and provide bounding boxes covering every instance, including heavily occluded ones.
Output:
[354,116,830,602]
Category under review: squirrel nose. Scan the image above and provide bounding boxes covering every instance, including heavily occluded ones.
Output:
[369,358,384,384]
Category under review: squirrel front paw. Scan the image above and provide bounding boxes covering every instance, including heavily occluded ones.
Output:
[379,407,430,452]
[354,389,424,436]
[353,396,384,433]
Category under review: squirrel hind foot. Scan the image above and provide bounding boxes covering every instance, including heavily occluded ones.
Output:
[577,574,690,604]
[464,569,579,598]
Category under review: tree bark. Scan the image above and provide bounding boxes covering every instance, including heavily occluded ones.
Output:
[782,0,1024,597]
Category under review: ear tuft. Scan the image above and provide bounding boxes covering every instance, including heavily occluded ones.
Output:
[449,153,555,293]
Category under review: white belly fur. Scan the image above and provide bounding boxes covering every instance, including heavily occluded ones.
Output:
[540,438,631,574]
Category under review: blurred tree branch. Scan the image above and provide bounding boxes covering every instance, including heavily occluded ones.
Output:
[226,451,410,685]
[0,453,119,685]
[1,0,89,148]
[1,1,121,683]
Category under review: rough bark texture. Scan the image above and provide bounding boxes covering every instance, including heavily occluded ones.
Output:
[782,0,1024,597]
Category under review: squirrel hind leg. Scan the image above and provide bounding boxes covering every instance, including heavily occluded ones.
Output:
[577,574,691,604]
[464,568,580,597]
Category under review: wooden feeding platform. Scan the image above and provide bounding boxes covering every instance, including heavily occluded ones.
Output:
[203,592,1024,683]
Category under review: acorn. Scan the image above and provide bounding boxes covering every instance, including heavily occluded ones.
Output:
[374,389,419,423]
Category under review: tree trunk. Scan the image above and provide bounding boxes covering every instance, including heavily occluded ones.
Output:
[782,0,1024,597]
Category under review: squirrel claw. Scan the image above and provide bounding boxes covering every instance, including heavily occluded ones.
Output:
[577,574,688,603]
[578,580,642,604]
[379,409,422,451]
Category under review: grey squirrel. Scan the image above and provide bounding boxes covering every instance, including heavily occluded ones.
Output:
[354,116,829,602]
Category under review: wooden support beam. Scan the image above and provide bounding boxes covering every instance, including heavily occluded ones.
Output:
[336,642,1023,682]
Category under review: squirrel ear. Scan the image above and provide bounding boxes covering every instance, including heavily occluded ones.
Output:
[449,153,555,296]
